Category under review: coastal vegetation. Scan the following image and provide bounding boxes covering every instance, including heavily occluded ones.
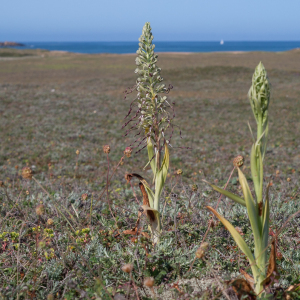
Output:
[0,25,300,299]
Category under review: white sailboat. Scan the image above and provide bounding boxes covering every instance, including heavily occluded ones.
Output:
[220,40,224,45]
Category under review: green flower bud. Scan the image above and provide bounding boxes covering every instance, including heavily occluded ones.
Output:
[248,62,270,126]
[248,62,271,158]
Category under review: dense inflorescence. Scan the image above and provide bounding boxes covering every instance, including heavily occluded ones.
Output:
[248,62,271,158]
[248,62,271,126]
[123,22,174,153]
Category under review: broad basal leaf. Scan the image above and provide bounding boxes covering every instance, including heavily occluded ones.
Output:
[238,168,262,260]
[206,206,260,279]
[203,180,246,207]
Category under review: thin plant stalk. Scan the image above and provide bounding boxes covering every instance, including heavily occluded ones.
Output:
[105,153,120,232]
[129,273,140,300]
[97,155,125,203]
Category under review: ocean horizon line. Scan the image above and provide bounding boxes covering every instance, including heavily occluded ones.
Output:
[2,41,300,54]
[7,40,300,42]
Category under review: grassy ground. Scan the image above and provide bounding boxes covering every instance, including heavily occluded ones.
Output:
[0,48,299,299]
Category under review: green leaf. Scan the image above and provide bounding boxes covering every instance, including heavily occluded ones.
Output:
[262,184,270,252]
[261,122,269,161]
[154,144,169,210]
[160,143,169,179]
[238,168,262,260]
[258,148,263,203]
[247,121,255,143]
[256,128,266,147]
[250,144,260,199]
[254,183,270,275]
[206,206,260,279]
[144,137,156,177]
[141,180,155,208]
[255,126,268,163]
[203,180,246,207]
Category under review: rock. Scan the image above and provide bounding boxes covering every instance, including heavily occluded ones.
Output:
[0,41,25,47]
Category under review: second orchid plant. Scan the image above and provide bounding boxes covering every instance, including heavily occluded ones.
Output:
[205,62,275,297]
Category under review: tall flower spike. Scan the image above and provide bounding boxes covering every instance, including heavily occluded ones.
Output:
[248,62,270,125]
[122,23,177,244]
[124,22,174,151]
[248,62,271,159]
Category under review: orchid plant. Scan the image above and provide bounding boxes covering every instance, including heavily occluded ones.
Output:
[205,62,275,296]
[123,22,175,242]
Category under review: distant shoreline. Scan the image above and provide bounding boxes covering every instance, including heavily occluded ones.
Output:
[61,49,300,55]
[0,41,25,47]
[0,47,299,60]
[1,41,299,55]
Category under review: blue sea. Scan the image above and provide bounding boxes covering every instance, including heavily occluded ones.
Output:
[10,41,300,54]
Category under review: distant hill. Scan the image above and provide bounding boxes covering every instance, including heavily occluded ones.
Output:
[0,41,25,47]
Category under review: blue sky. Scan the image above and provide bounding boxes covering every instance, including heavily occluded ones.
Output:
[1,0,300,41]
